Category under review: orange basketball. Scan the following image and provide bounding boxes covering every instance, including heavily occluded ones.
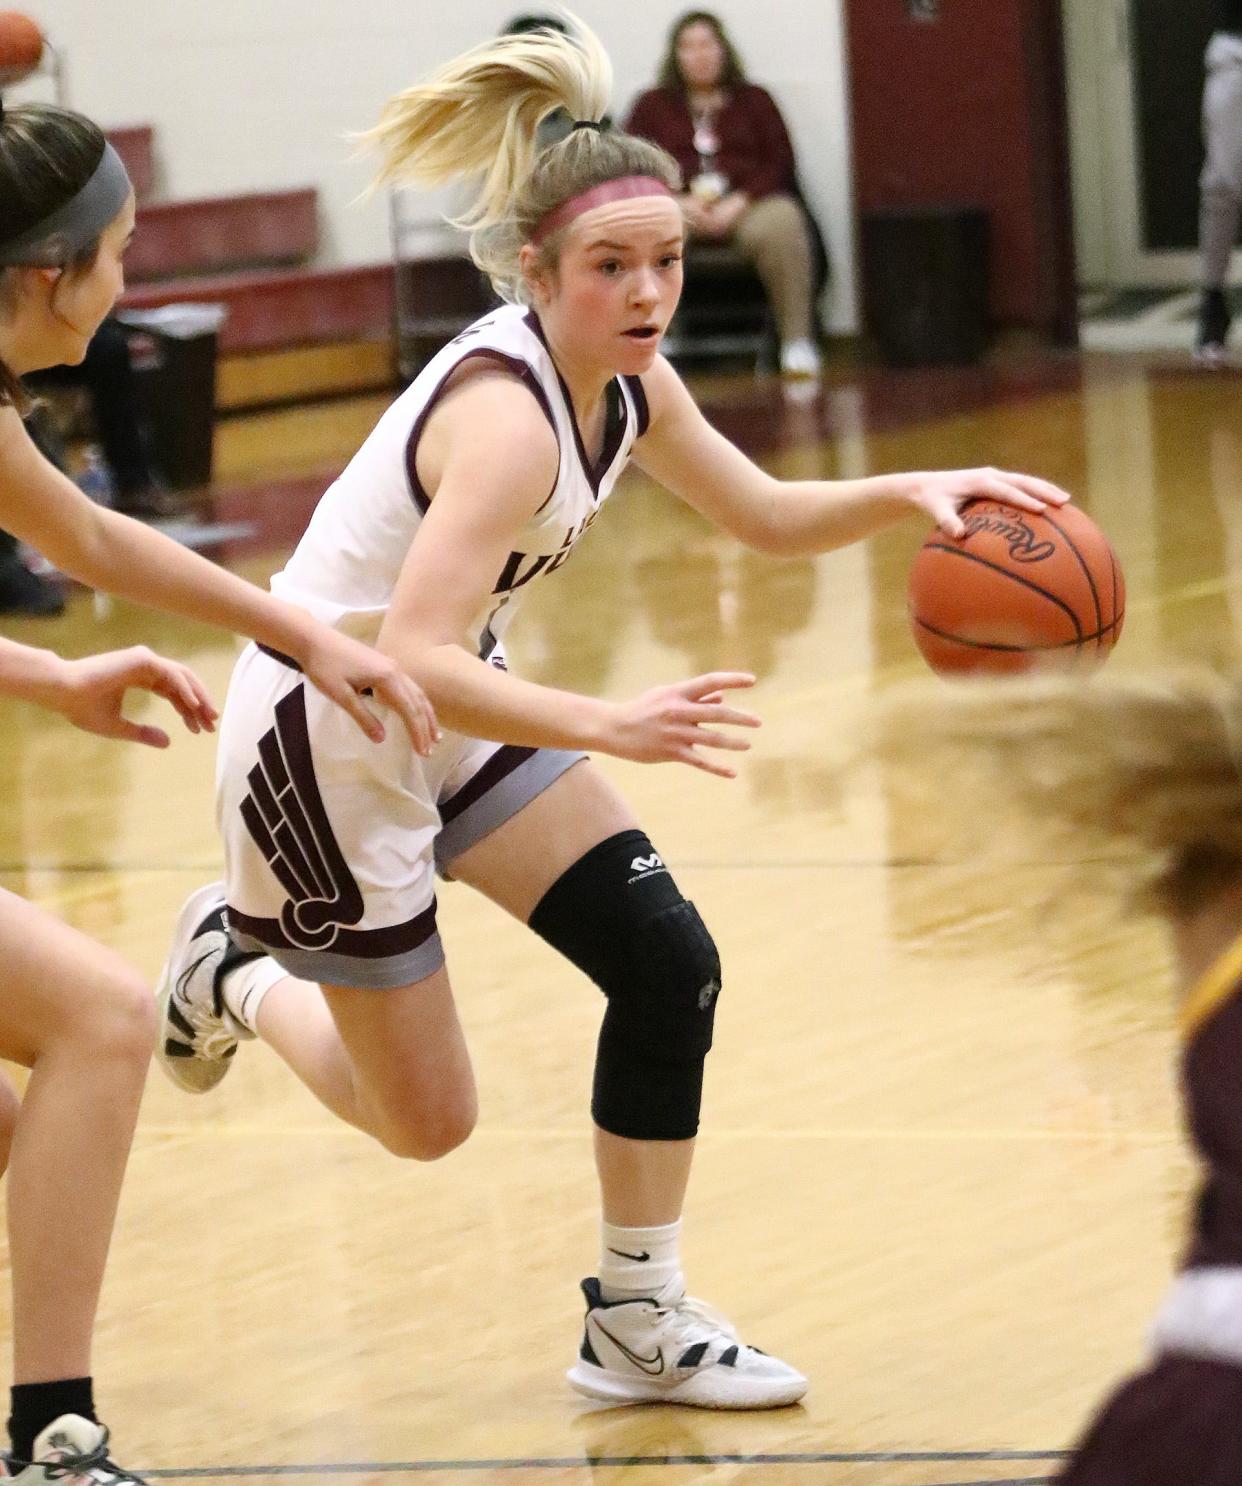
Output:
[0,12,43,87]
[907,499,1125,676]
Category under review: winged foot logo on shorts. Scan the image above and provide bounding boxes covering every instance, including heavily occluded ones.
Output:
[240,688,365,951]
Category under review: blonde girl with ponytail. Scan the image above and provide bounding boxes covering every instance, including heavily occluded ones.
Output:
[160,12,1069,1411]
[875,670,1242,1484]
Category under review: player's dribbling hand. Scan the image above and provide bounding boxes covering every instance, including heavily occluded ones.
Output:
[906,469,1071,539]
[607,671,761,778]
[299,629,440,754]
[51,646,218,748]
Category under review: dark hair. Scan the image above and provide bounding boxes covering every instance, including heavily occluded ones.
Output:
[656,10,748,93]
[502,13,569,37]
[0,101,107,409]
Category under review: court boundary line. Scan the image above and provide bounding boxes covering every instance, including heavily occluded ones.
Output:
[141,1449,1066,1478]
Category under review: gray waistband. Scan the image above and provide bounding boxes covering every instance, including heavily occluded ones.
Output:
[1151,1266,1242,1365]
[0,143,131,267]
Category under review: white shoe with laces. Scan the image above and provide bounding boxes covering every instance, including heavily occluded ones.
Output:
[567,1275,808,1409]
[155,881,255,1094]
[3,1414,146,1485]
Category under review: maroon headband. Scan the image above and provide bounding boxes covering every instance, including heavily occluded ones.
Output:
[530,175,675,245]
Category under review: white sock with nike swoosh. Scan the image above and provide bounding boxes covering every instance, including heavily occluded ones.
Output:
[598,1219,682,1302]
[220,956,287,1036]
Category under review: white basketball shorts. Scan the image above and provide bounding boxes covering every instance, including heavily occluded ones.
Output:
[215,642,583,989]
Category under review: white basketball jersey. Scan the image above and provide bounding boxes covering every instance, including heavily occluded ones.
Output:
[269,303,648,663]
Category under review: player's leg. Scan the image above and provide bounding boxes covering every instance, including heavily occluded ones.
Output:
[156,887,475,1160]
[158,663,475,1158]
[0,1067,21,1177]
[445,758,697,1220]
[157,884,364,1126]
[0,886,154,1477]
[447,757,806,1409]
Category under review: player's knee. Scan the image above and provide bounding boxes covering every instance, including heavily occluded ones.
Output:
[591,896,721,1140]
[374,1087,477,1162]
[529,831,722,1141]
[83,970,157,1069]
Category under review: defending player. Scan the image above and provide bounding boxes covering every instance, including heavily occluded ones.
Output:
[0,96,436,1482]
[875,671,1242,1483]
[156,14,1068,1409]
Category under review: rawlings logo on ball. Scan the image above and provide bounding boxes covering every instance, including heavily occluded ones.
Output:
[961,508,1055,563]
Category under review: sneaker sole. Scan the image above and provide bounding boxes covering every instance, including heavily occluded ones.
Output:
[566,1360,807,1410]
[154,880,234,1095]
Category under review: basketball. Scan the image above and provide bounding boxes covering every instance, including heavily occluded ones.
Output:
[0,11,43,87]
[907,499,1125,676]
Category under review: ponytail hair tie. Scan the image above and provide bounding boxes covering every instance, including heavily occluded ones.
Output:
[572,118,607,133]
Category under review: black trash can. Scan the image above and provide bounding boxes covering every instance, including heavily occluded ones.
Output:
[117,303,227,488]
[860,206,989,367]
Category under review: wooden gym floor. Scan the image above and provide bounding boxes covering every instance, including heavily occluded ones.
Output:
[0,346,1232,1484]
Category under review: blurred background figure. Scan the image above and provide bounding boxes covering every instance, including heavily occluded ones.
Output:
[877,671,1242,1486]
[27,315,169,518]
[626,9,825,378]
[0,527,62,616]
[1197,0,1242,363]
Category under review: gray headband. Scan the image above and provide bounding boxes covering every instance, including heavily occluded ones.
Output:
[0,143,131,268]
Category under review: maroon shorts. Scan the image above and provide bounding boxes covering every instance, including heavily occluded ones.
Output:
[1056,1354,1242,1485]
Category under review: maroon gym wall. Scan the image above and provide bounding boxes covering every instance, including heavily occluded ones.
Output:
[843,0,1076,340]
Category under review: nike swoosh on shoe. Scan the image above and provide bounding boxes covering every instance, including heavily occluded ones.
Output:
[590,1319,665,1376]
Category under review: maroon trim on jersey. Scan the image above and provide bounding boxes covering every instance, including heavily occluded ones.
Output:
[257,643,301,671]
[439,744,537,827]
[622,374,650,437]
[404,348,559,514]
[523,310,632,495]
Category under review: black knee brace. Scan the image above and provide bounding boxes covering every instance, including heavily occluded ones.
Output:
[529,829,721,1141]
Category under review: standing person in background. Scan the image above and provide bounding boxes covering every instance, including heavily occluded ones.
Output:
[876,672,1242,1483]
[0,95,437,1485]
[28,315,172,519]
[1197,0,1242,363]
[626,10,823,379]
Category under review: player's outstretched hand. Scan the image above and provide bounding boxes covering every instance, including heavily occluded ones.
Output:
[907,469,1071,539]
[608,672,761,778]
[299,628,440,754]
[52,646,218,748]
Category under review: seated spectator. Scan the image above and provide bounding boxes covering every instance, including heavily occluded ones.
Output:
[627,10,824,378]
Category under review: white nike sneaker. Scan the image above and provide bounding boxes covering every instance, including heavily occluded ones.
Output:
[3,1414,146,1485]
[155,881,255,1094]
[567,1276,808,1409]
